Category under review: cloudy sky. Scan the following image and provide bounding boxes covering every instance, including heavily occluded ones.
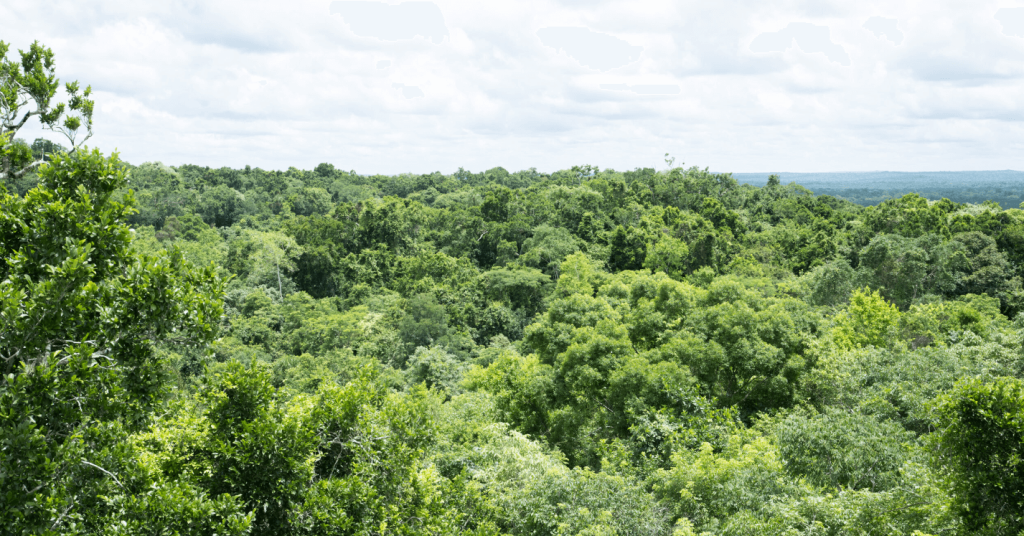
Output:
[4,0,1024,174]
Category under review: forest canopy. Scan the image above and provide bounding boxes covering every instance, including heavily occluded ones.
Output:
[3,41,1024,536]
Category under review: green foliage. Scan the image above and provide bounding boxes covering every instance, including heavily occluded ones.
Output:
[95,480,253,536]
[295,375,501,536]
[199,362,314,535]
[608,224,648,271]
[197,184,254,227]
[397,292,451,356]
[501,467,670,536]
[832,287,901,350]
[156,211,210,241]
[775,408,913,491]
[11,99,1024,534]
[803,257,856,307]
[929,376,1024,535]
[280,293,365,356]
[643,235,689,280]
[518,224,581,276]
[464,349,555,437]
[406,345,467,396]
[803,341,1022,434]
[900,298,996,348]
[226,229,303,295]
[0,149,224,534]
[505,257,812,465]
[287,186,332,217]
[356,197,417,253]
[272,349,399,394]
[863,193,950,238]
[857,234,965,308]
[2,40,94,181]
[654,432,799,528]
[653,429,951,536]
[457,420,671,536]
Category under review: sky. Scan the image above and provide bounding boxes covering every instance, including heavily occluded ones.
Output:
[4,0,1024,174]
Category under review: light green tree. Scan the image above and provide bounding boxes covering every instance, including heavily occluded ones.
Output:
[832,287,901,350]
[643,235,690,280]
[1,40,93,181]
[226,229,304,297]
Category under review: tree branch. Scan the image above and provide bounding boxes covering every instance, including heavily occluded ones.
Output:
[5,108,40,135]
[81,460,126,491]
[11,157,45,179]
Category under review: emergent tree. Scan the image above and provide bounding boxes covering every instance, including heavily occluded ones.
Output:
[1,40,93,182]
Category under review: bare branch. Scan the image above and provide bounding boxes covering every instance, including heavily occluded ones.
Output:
[81,460,126,491]
[11,157,45,179]
[49,498,77,532]
[4,109,40,135]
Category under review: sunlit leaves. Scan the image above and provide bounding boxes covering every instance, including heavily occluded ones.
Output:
[0,148,225,534]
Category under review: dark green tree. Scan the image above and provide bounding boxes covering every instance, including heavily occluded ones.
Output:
[608,225,648,272]
[930,377,1024,535]
[197,183,252,227]
[0,149,226,534]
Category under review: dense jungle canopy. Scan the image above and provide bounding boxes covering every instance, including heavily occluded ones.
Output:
[3,40,1024,536]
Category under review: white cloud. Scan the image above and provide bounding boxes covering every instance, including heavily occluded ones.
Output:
[893,8,1024,85]
[600,83,680,95]
[537,27,643,71]
[863,16,903,45]
[392,82,425,98]
[750,22,851,65]
[1,0,1022,174]
[329,1,449,43]
[996,7,1024,38]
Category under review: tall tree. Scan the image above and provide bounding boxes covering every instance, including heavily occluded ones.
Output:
[1,41,93,181]
[0,149,225,534]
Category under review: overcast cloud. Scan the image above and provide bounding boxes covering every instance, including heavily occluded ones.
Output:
[3,0,1024,173]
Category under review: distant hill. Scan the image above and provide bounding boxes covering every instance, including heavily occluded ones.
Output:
[730,170,1024,209]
